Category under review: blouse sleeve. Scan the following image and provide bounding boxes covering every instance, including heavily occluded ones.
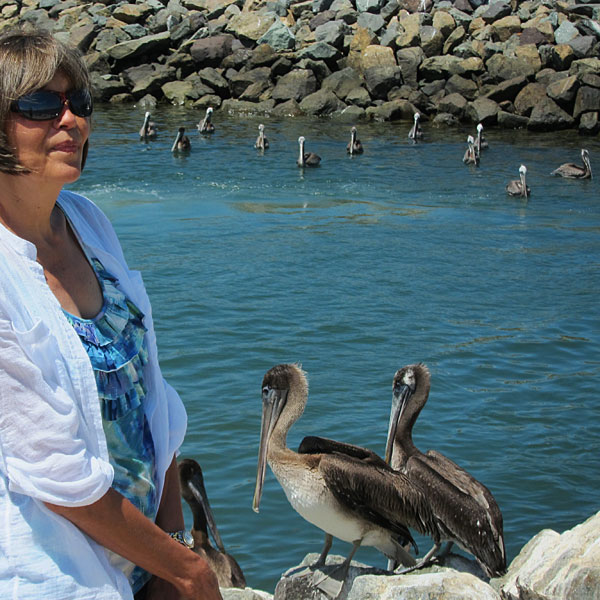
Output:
[163,379,187,457]
[0,314,114,507]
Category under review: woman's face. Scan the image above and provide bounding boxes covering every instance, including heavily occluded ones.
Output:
[5,71,91,185]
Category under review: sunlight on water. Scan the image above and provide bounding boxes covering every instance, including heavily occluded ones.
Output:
[70,105,600,593]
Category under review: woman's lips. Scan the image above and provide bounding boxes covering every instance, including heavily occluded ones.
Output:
[52,141,79,153]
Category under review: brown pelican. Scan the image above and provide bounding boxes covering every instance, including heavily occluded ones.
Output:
[463,135,478,166]
[253,364,438,595]
[197,107,215,134]
[171,127,191,153]
[178,458,246,589]
[385,364,507,579]
[551,149,592,179]
[297,136,321,167]
[475,123,487,157]
[506,164,530,198]
[139,111,157,140]
[408,112,423,142]
[346,126,364,155]
[255,123,269,150]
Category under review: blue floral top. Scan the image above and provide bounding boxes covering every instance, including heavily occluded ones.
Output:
[62,257,158,594]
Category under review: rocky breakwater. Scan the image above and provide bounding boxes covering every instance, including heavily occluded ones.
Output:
[217,510,600,600]
[4,0,599,133]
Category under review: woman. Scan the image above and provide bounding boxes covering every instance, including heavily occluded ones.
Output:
[0,29,222,600]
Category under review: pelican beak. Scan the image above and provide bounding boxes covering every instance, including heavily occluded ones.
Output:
[171,131,182,153]
[385,381,411,464]
[252,386,287,512]
[187,470,225,552]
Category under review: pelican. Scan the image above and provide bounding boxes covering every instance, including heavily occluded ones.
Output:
[198,107,215,134]
[385,364,507,579]
[178,458,246,589]
[475,123,487,157]
[139,111,157,140]
[506,164,530,198]
[255,123,269,150]
[463,135,478,166]
[171,127,191,153]
[408,112,423,141]
[297,136,321,168]
[346,126,364,155]
[551,149,592,179]
[253,364,438,595]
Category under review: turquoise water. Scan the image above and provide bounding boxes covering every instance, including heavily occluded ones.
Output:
[71,105,599,593]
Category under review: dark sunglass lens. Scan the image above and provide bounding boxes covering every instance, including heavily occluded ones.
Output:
[68,89,93,118]
[15,91,62,120]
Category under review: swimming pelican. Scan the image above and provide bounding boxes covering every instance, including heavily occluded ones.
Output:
[506,164,530,198]
[255,123,269,150]
[551,148,592,179]
[253,364,438,595]
[197,107,215,134]
[178,458,246,589]
[139,111,157,140]
[475,123,487,157]
[385,364,507,579]
[171,127,191,153]
[408,112,423,141]
[297,136,321,167]
[347,126,364,155]
[463,135,478,165]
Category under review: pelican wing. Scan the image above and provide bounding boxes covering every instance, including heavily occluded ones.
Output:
[317,451,435,544]
[299,436,389,469]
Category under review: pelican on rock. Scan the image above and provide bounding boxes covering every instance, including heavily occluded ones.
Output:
[408,112,423,141]
[463,135,478,166]
[347,126,364,155]
[253,364,438,597]
[297,136,321,167]
[506,164,530,198]
[171,127,191,153]
[139,111,157,140]
[551,149,592,179]
[197,107,215,134]
[385,363,507,578]
[178,458,246,589]
[255,123,269,150]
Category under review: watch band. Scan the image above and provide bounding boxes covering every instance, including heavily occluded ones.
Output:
[169,529,195,549]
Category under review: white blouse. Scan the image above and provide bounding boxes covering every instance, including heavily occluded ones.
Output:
[0,190,187,599]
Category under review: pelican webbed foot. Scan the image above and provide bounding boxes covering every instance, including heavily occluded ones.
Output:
[393,541,442,575]
[312,539,361,598]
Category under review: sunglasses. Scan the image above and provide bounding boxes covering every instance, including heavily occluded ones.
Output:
[10,89,93,121]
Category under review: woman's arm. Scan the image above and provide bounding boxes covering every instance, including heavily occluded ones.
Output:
[45,486,222,600]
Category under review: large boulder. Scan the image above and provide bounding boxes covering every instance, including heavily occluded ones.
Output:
[514,82,547,116]
[256,20,295,51]
[527,96,575,131]
[299,89,346,115]
[465,96,499,124]
[364,65,403,99]
[321,67,364,100]
[396,46,424,87]
[419,55,463,80]
[190,34,236,67]
[106,31,170,61]
[499,511,600,600]
[484,76,528,103]
[573,85,600,120]
[225,12,277,44]
[271,69,318,102]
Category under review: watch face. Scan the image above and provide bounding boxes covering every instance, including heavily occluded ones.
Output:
[183,531,194,548]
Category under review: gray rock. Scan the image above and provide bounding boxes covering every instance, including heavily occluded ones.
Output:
[514,82,547,116]
[486,53,538,82]
[90,73,128,102]
[345,86,372,107]
[546,75,579,110]
[190,33,235,66]
[357,12,386,34]
[364,65,403,99]
[123,63,176,97]
[229,67,271,98]
[299,89,346,114]
[298,42,343,65]
[315,20,347,48]
[337,104,367,121]
[554,20,580,45]
[225,12,277,44]
[396,46,425,87]
[296,58,332,84]
[573,85,600,120]
[420,25,444,57]
[527,96,575,131]
[321,67,364,100]
[221,586,272,599]
[356,0,387,13]
[437,92,467,116]
[569,58,600,78]
[576,18,600,41]
[465,96,499,123]
[447,7,473,29]
[220,98,276,115]
[68,22,97,53]
[499,511,600,599]
[497,110,529,129]
[443,26,466,54]
[198,67,230,97]
[272,69,318,102]
[161,78,205,105]
[481,1,511,24]
[257,19,296,50]
[309,10,336,30]
[578,111,600,135]
[445,74,478,100]
[419,55,463,80]
[272,98,304,116]
[484,76,528,103]
[568,35,596,59]
[247,44,279,68]
[432,112,460,126]
[366,98,416,120]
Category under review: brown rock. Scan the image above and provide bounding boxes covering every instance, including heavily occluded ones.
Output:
[527,95,575,131]
[573,86,600,120]
[491,15,521,43]
[546,75,579,110]
[514,82,547,116]
[347,27,379,71]
[551,44,576,71]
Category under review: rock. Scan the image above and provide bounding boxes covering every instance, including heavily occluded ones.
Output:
[484,75,528,103]
[396,46,424,87]
[314,20,347,48]
[338,104,367,121]
[272,69,318,102]
[481,1,511,24]
[420,25,444,56]
[364,64,403,99]
[229,67,272,98]
[356,0,387,13]
[321,67,364,100]
[499,511,600,600]
[497,110,529,128]
[198,67,229,97]
[486,53,538,82]
[432,10,456,39]
[220,98,276,115]
[465,96,499,123]
[490,15,521,43]
[256,20,295,50]
[247,44,279,69]
[90,73,128,101]
[297,42,342,65]
[122,63,176,97]
[445,74,478,100]
[546,75,579,110]
[361,44,397,71]
[527,96,575,131]
[112,3,152,24]
[419,55,463,80]
[347,27,379,71]
[437,92,468,117]
[190,34,235,66]
[161,78,205,105]
[443,26,466,54]
[514,82,546,116]
[221,587,272,600]
[345,86,372,107]
[569,36,596,60]
[357,11,386,34]
[299,88,346,114]
[554,19,580,45]
[106,31,170,61]
[573,85,600,120]
[578,111,600,135]
[271,98,304,116]
[551,43,575,71]
[569,58,600,78]
[432,112,460,126]
[225,12,277,44]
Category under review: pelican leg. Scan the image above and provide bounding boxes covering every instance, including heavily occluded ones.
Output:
[313,533,333,568]
[394,541,442,575]
[313,539,361,598]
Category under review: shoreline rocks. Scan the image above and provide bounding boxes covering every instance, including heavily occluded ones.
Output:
[220,510,600,600]
[4,1,599,131]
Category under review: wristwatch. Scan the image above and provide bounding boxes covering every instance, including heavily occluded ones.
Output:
[169,529,195,550]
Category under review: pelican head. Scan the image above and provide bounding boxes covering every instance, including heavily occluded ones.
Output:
[145,111,151,119]
[259,123,264,132]
[477,123,483,133]
[467,135,474,144]
[252,364,307,513]
[414,112,420,122]
[582,149,592,178]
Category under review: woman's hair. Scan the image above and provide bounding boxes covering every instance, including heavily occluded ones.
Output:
[0,28,91,175]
